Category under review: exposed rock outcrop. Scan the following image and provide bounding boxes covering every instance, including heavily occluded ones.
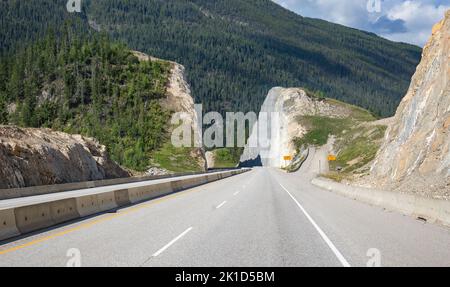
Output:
[0,126,130,189]
[133,52,206,172]
[371,11,450,198]
[164,61,206,171]
[164,62,203,150]
[205,151,215,169]
[240,87,352,168]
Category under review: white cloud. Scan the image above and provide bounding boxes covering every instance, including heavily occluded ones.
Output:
[272,0,450,46]
[383,1,450,45]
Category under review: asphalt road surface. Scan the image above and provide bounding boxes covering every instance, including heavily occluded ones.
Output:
[1,162,450,266]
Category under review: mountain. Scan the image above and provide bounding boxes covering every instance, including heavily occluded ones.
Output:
[0,0,421,117]
[370,11,450,198]
[0,30,171,172]
[0,28,205,173]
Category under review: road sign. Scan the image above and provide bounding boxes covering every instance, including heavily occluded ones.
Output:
[283,155,293,161]
[328,155,337,161]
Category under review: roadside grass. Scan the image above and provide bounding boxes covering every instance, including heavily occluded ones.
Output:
[211,148,239,168]
[293,97,386,181]
[150,142,203,173]
[293,98,377,149]
[330,125,386,174]
[294,116,352,147]
[321,172,349,183]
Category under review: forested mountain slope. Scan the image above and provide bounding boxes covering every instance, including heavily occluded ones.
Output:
[0,28,172,172]
[0,0,421,117]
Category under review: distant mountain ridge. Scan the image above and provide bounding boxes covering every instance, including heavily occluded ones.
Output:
[0,0,421,117]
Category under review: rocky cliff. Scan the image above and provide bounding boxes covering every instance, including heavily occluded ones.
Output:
[164,61,206,171]
[0,126,130,189]
[133,52,206,172]
[371,11,450,198]
[240,87,354,168]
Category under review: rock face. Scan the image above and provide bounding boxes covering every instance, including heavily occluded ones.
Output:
[0,126,130,189]
[164,62,204,150]
[164,62,207,171]
[134,51,207,171]
[205,151,215,169]
[240,87,351,168]
[371,11,450,196]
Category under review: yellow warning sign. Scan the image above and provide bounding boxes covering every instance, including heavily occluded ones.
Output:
[328,155,337,161]
[283,155,293,161]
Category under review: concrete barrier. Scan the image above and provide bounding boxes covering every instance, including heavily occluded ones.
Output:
[0,170,241,200]
[1,182,97,200]
[114,189,131,207]
[128,186,150,204]
[194,176,208,186]
[0,169,250,241]
[127,186,145,204]
[97,192,118,212]
[143,182,174,201]
[0,209,20,241]
[75,195,100,217]
[14,198,80,234]
[179,177,207,190]
[311,177,450,227]
[207,174,220,182]
[170,180,185,192]
[15,203,54,234]
[50,198,79,225]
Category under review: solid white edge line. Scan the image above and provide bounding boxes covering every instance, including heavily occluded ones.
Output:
[152,227,193,257]
[216,201,227,209]
[279,183,351,267]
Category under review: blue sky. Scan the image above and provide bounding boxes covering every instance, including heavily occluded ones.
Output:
[273,0,450,46]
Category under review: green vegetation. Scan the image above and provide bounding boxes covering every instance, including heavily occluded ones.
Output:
[212,148,240,168]
[294,116,351,147]
[0,27,172,171]
[293,98,385,181]
[329,125,387,175]
[1,0,421,118]
[150,143,204,173]
[294,98,377,148]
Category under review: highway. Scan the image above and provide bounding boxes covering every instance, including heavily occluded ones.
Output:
[1,152,450,267]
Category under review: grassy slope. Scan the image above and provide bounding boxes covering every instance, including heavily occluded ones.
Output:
[210,148,240,168]
[293,98,387,181]
[150,143,204,173]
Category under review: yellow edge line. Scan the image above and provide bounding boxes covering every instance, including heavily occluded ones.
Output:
[0,188,197,256]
